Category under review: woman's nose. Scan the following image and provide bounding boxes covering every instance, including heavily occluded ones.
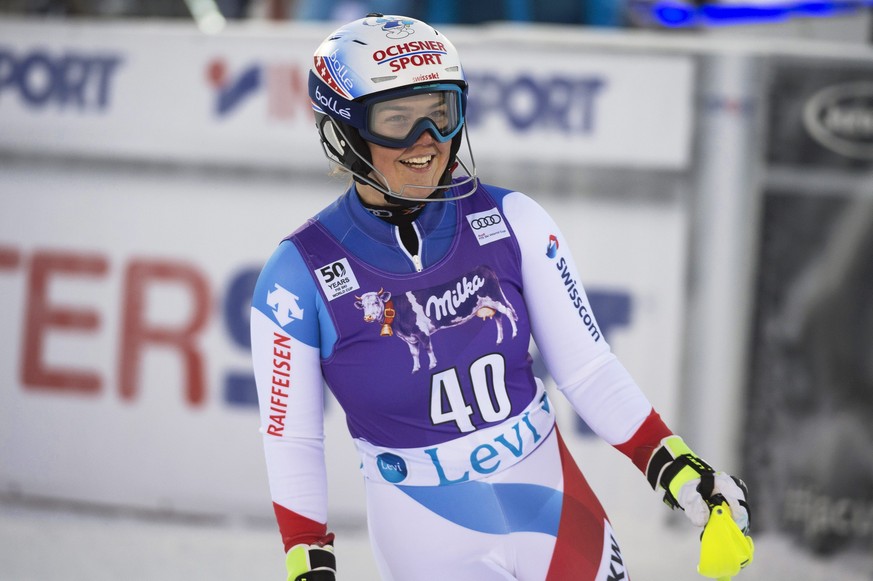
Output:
[413,129,437,145]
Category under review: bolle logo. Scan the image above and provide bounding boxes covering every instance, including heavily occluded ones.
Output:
[266,283,304,326]
[376,453,408,483]
[803,81,873,160]
[314,84,351,120]
[546,234,559,259]
[326,49,354,93]
[469,214,502,230]
[314,54,353,100]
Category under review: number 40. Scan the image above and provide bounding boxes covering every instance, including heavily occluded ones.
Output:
[430,353,511,433]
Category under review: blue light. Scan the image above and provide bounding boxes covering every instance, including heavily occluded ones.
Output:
[702,3,790,23]
[656,3,697,25]
[648,0,870,27]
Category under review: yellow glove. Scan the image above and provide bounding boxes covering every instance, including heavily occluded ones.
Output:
[285,543,336,581]
[646,436,751,534]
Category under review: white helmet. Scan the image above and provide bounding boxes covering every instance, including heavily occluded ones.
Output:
[308,13,477,203]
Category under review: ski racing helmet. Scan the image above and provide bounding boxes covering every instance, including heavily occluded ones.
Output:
[308,13,478,203]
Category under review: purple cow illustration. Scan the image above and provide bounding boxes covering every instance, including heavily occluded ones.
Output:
[354,266,519,373]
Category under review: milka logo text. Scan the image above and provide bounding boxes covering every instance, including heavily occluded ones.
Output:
[425,275,484,321]
[423,396,550,485]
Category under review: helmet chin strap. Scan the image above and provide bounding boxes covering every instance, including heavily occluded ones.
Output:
[374,161,457,206]
[378,157,478,204]
[323,119,479,205]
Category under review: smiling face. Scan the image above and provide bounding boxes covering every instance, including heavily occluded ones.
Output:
[356,92,454,206]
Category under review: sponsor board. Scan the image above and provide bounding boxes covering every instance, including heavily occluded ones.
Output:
[767,59,873,168]
[0,20,693,170]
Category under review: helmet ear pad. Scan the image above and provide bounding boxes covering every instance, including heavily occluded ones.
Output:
[317,113,346,159]
[316,113,373,179]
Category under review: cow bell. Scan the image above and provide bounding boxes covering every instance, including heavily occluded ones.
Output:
[380,324,394,337]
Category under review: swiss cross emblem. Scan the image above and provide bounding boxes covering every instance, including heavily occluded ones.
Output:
[314,56,351,99]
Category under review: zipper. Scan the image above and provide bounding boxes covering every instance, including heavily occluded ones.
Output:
[395,222,424,272]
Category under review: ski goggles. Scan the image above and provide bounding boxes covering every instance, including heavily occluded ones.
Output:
[309,72,466,149]
[359,83,465,149]
[361,84,464,148]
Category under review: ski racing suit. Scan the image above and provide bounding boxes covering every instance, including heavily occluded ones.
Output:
[250,181,674,580]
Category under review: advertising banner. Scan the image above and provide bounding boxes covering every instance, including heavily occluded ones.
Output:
[746,58,873,558]
[766,58,873,168]
[0,20,693,170]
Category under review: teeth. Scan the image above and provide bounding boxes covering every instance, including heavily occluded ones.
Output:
[401,155,433,166]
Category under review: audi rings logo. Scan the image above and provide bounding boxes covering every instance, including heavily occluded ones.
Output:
[470,214,502,229]
[466,209,510,246]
